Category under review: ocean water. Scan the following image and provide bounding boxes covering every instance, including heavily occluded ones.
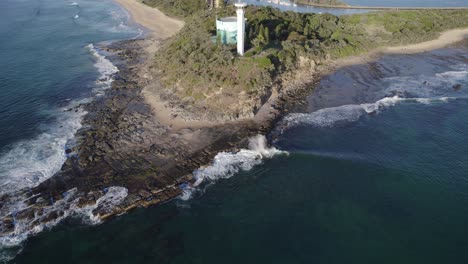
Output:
[10,43,468,263]
[0,0,140,192]
[0,0,140,260]
[246,0,468,13]
[345,0,468,7]
[244,0,371,14]
[2,0,468,263]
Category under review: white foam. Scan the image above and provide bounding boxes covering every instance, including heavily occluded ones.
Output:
[0,186,128,260]
[74,14,80,19]
[86,44,119,96]
[0,44,117,197]
[281,96,454,130]
[0,103,86,195]
[436,70,468,79]
[180,135,287,201]
[68,2,79,6]
[382,66,467,98]
[0,44,120,259]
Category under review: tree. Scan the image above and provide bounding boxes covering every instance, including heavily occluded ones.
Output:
[264,27,270,43]
[259,24,265,42]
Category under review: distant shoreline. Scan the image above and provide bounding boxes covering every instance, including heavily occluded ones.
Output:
[293,1,468,10]
[333,28,468,69]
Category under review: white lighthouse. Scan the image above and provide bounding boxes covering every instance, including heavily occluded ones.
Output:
[235,0,246,56]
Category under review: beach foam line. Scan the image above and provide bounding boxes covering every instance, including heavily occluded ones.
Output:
[86,44,119,96]
[179,135,288,201]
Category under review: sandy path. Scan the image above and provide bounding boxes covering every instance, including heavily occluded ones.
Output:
[385,28,468,54]
[335,28,468,69]
[114,0,184,39]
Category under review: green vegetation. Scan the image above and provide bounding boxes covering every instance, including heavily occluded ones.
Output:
[151,4,468,117]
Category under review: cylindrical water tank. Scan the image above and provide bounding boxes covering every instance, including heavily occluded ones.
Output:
[216,17,238,45]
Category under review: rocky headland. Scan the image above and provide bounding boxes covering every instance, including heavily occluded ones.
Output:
[1,0,467,241]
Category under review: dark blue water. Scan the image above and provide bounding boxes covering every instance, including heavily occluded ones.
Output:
[10,46,468,263]
[0,0,140,259]
[2,0,468,262]
[0,0,140,194]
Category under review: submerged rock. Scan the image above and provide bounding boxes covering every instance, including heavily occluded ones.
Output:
[453,83,462,91]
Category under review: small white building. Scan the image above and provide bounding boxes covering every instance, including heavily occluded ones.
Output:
[215,1,247,56]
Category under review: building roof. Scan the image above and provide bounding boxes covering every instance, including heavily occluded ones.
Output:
[218,16,237,22]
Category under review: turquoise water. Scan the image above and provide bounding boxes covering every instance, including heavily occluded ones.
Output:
[11,47,468,263]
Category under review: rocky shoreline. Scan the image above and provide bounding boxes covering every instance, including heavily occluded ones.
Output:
[0,36,323,236]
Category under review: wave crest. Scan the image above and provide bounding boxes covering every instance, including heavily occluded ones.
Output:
[281,96,454,130]
[180,135,287,201]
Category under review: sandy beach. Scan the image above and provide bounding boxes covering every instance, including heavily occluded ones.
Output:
[114,0,184,39]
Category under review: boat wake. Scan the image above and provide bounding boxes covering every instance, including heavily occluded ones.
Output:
[179,135,288,201]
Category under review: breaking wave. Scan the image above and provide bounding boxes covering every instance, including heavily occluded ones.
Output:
[86,44,119,96]
[0,44,117,197]
[0,107,86,194]
[0,44,119,260]
[381,65,467,98]
[0,186,128,260]
[280,96,454,130]
[179,135,287,201]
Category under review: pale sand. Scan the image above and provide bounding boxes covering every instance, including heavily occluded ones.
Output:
[385,28,468,54]
[114,0,184,39]
[335,28,468,68]
[113,0,468,130]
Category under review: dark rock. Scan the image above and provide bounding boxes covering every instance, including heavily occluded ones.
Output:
[1,217,15,234]
[453,83,462,91]
[16,208,36,221]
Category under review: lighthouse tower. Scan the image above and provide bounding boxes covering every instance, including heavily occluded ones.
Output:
[235,0,246,56]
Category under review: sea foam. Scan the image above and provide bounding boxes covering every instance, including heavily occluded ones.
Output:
[180,135,287,201]
[280,96,454,130]
[0,44,120,260]
[0,187,128,251]
[0,44,117,196]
